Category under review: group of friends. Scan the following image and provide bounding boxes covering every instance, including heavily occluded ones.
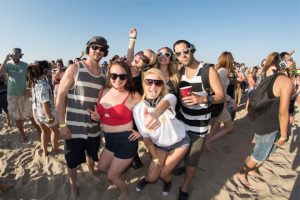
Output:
[0,28,299,200]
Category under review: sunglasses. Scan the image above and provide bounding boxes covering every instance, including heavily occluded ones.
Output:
[110,73,128,81]
[174,48,192,57]
[286,58,294,62]
[136,51,150,64]
[157,52,171,58]
[144,79,164,87]
[90,45,107,52]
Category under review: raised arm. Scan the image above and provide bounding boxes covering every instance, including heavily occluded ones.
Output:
[126,28,137,65]
[0,54,11,76]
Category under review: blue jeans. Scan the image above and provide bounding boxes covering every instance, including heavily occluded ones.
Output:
[251,130,278,164]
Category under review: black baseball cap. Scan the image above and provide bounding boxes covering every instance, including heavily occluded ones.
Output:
[86,36,109,48]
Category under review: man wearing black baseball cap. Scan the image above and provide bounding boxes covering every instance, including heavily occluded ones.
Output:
[0,48,41,142]
[56,36,108,199]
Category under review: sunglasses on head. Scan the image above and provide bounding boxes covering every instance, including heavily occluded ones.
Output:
[136,51,150,64]
[110,73,128,81]
[174,48,192,57]
[90,45,107,52]
[157,52,171,58]
[144,79,164,87]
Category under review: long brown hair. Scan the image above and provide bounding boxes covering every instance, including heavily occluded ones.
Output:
[216,51,234,74]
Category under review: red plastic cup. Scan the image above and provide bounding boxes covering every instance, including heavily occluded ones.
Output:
[180,86,192,97]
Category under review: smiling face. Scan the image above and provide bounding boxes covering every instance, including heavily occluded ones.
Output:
[132,50,151,69]
[109,64,128,90]
[88,44,105,62]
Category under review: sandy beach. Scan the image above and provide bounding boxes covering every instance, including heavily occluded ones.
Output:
[0,103,299,200]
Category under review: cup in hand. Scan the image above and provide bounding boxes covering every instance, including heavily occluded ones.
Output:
[180,86,192,97]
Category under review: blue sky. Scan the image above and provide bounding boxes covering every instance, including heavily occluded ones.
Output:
[0,0,299,67]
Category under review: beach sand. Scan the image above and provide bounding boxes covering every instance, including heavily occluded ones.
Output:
[0,104,299,200]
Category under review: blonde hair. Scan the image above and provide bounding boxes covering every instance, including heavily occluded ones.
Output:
[145,49,158,68]
[142,68,169,100]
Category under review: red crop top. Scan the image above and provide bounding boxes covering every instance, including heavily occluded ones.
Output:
[97,89,133,126]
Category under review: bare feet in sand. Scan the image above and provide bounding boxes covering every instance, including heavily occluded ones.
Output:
[205,141,217,153]
[118,193,129,200]
[237,173,255,192]
[70,185,79,200]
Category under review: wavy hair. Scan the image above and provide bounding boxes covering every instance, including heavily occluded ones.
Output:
[157,47,180,92]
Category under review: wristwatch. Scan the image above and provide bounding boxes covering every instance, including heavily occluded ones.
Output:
[207,95,214,107]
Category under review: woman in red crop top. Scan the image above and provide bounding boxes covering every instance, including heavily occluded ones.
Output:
[88,57,141,200]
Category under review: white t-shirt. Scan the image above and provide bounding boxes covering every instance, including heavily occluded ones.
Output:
[133,93,186,147]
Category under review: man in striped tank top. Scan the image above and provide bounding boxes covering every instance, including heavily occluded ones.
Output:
[56,36,108,199]
[173,40,224,200]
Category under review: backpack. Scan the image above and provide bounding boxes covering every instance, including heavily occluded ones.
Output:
[181,63,224,118]
[247,73,281,120]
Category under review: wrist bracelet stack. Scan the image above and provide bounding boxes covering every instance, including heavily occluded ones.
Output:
[130,37,137,41]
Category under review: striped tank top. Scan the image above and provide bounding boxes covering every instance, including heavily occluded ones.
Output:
[66,61,106,139]
[178,62,211,136]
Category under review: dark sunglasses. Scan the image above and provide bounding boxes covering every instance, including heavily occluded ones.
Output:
[144,79,164,87]
[157,52,171,58]
[174,48,192,57]
[110,73,128,81]
[90,45,107,52]
[286,58,294,62]
[136,51,150,64]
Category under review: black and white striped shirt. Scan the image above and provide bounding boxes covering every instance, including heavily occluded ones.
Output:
[178,62,211,136]
[66,61,106,139]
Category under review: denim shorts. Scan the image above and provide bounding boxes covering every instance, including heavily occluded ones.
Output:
[156,135,190,152]
[104,131,138,159]
[251,130,278,164]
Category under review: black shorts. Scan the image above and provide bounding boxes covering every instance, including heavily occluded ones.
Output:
[64,136,100,169]
[104,131,138,159]
[0,92,8,113]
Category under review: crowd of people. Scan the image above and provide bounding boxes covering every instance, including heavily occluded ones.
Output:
[0,28,299,200]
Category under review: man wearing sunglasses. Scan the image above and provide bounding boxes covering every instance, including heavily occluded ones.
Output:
[56,36,108,199]
[173,40,224,200]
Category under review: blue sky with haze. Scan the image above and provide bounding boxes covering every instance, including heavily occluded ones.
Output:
[1,0,299,67]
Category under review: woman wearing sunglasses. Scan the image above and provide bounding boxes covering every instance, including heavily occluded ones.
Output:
[88,58,141,200]
[133,68,190,197]
[157,47,179,95]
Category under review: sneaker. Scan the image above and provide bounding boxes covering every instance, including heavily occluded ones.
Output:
[172,167,185,176]
[178,187,189,200]
[162,181,171,196]
[136,178,148,192]
[131,155,144,169]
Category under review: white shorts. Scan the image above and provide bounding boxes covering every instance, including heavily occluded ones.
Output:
[7,95,33,121]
